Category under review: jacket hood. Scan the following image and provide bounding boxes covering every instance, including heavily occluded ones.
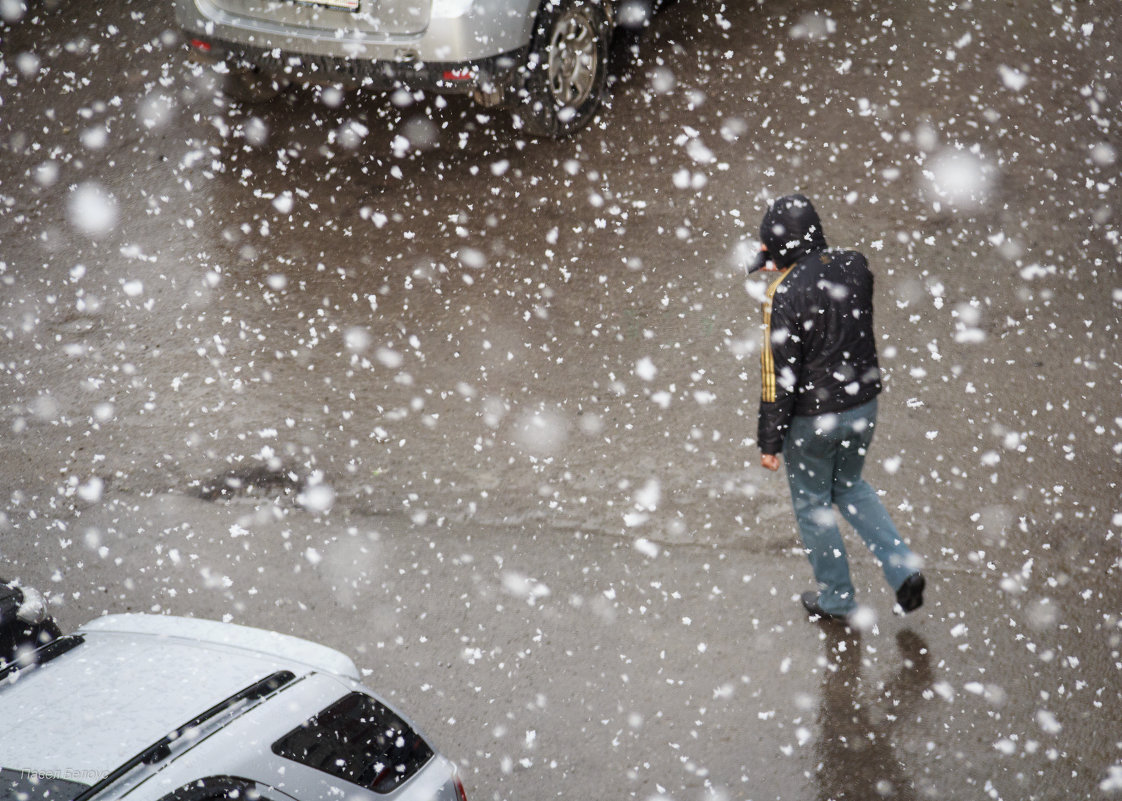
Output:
[759,194,828,268]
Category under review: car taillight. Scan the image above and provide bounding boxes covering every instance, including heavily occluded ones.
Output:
[190,38,212,52]
[442,67,473,81]
[454,776,468,801]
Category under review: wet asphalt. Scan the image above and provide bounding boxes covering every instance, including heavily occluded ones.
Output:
[1,0,1120,799]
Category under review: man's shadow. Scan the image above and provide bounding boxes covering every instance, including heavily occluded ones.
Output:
[814,626,932,801]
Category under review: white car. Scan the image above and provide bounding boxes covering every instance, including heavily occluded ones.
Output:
[0,614,466,801]
[174,0,660,137]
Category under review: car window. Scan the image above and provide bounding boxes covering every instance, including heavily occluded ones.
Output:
[272,693,434,794]
[0,768,89,801]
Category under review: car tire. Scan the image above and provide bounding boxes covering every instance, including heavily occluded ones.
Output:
[515,0,611,138]
[221,67,290,104]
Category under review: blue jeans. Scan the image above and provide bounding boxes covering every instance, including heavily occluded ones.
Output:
[782,399,919,615]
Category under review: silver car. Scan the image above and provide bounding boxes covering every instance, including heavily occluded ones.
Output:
[173,0,656,137]
[0,614,466,801]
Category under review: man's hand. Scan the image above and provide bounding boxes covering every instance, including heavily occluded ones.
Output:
[760,453,780,471]
[749,244,780,274]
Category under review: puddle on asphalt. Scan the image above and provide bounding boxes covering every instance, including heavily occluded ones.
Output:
[192,465,303,503]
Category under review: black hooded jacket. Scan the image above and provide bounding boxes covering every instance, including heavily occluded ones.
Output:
[757,195,882,454]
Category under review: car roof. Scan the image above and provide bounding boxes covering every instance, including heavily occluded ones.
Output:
[0,615,359,780]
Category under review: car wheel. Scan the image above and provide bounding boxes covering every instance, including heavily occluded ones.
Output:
[516,0,610,138]
[221,67,290,104]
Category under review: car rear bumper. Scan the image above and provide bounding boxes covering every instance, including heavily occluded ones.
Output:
[174,0,537,90]
[186,34,527,95]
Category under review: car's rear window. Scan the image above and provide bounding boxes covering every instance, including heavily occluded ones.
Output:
[0,768,89,801]
[272,693,433,794]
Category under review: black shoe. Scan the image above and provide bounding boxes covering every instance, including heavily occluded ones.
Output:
[895,572,925,613]
[800,591,850,623]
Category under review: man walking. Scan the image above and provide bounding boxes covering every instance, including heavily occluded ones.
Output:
[751,194,924,622]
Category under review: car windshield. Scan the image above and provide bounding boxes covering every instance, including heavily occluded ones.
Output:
[0,634,297,781]
[0,768,90,801]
